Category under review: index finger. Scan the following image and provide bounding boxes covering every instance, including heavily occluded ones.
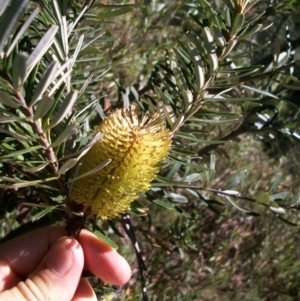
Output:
[78,229,132,285]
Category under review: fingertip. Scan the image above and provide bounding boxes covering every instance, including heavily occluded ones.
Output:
[72,278,96,301]
[79,229,132,285]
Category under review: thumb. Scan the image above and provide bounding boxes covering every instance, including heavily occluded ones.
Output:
[1,237,84,301]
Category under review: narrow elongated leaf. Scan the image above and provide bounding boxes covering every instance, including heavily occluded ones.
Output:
[225,195,256,214]
[31,205,60,222]
[6,6,40,57]
[0,91,20,108]
[171,113,185,133]
[0,145,42,159]
[280,81,300,91]
[23,162,50,173]
[167,193,188,203]
[269,173,281,195]
[189,44,205,90]
[69,34,84,70]
[241,85,279,99]
[229,41,271,58]
[170,147,198,156]
[30,62,58,107]
[0,0,11,16]
[273,37,282,71]
[48,90,78,129]
[220,40,237,59]
[270,206,286,214]
[184,173,201,183]
[0,128,33,142]
[0,0,29,54]
[97,7,133,19]
[12,53,26,91]
[207,154,216,185]
[270,191,291,201]
[48,69,72,97]
[207,53,218,74]
[51,124,78,147]
[202,27,215,52]
[34,96,55,120]
[92,230,118,249]
[239,23,264,39]
[26,25,59,75]
[230,13,245,36]
[222,170,249,190]
[68,6,88,36]
[153,199,175,210]
[176,133,224,143]
[210,24,226,47]
[61,132,106,162]
[58,158,78,175]
[68,159,111,183]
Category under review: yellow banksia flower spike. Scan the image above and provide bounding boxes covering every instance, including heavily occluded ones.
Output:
[70,105,171,219]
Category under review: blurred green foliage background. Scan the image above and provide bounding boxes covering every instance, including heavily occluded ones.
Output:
[1,0,300,300]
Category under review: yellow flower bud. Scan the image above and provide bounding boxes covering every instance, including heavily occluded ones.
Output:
[70,106,171,219]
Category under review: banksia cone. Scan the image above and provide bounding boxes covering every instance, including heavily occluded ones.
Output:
[70,105,171,219]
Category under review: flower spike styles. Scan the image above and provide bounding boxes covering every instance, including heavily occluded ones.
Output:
[70,105,171,219]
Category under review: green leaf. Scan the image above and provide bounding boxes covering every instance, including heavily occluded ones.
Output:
[256,192,270,205]
[152,199,176,210]
[0,128,34,142]
[68,159,111,184]
[23,162,50,173]
[189,44,205,91]
[269,174,281,195]
[270,206,286,214]
[210,24,226,47]
[12,53,26,91]
[33,96,55,120]
[207,154,216,185]
[30,62,58,107]
[92,230,118,249]
[176,133,224,143]
[0,0,29,54]
[31,205,60,222]
[0,176,58,188]
[57,158,78,175]
[47,90,78,129]
[270,191,291,201]
[225,195,257,215]
[241,85,279,99]
[51,124,79,148]
[97,7,134,19]
[0,91,20,108]
[26,25,59,76]
[184,173,201,183]
[170,147,198,157]
[230,13,245,36]
[220,39,237,59]
[230,41,271,58]
[0,0,11,17]
[222,170,249,190]
[6,6,40,57]
[167,192,188,203]
[0,145,42,158]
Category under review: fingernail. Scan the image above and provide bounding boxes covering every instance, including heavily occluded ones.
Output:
[45,238,75,277]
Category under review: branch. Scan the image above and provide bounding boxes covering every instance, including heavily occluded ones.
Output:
[15,91,59,175]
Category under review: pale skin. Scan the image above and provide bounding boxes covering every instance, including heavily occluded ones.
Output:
[0,226,132,301]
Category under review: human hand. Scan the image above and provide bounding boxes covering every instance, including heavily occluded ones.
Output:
[0,226,131,301]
